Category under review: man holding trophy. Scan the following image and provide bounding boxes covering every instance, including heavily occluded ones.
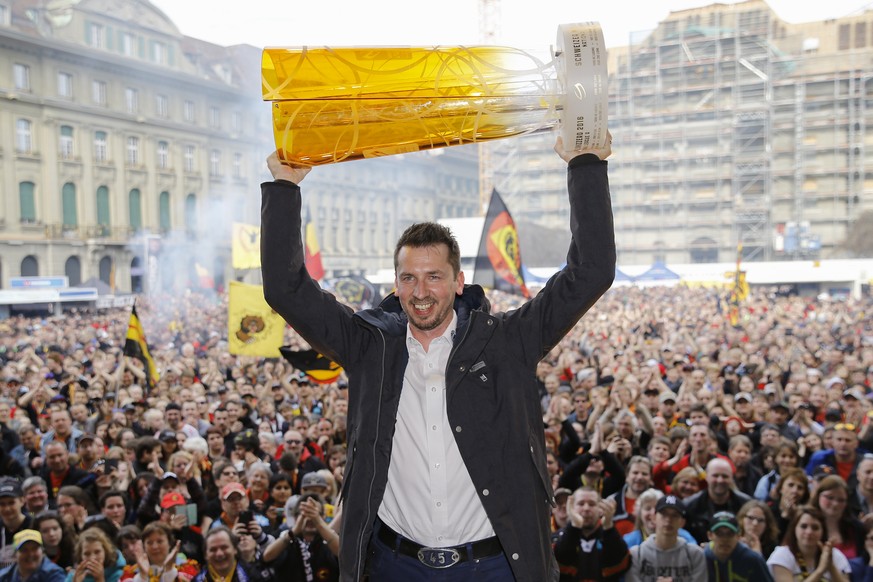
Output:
[260,21,613,582]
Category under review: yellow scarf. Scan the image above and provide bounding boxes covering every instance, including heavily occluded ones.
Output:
[207,560,237,582]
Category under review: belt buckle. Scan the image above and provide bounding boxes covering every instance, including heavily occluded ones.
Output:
[417,547,460,569]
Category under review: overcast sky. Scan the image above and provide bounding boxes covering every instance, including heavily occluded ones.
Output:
[150,0,873,51]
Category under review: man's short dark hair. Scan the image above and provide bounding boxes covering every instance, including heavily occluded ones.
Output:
[394,222,461,277]
[134,437,161,461]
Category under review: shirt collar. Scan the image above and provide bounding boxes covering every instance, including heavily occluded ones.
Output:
[406,310,457,347]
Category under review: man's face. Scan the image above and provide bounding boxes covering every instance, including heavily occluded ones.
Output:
[207,433,224,452]
[858,459,873,493]
[182,402,198,420]
[283,431,304,457]
[729,444,751,468]
[572,490,601,530]
[220,492,247,518]
[51,412,71,437]
[0,496,23,525]
[46,444,69,473]
[0,403,11,423]
[655,508,685,536]
[627,462,652,495]
[206,531,236,572]
[708,527,739,558]
[24,485,48,512]
[225,403,240,422]
[213,411,228,431]
[649,442,670,463]
[689,426,709,452]
[395,244,464,339]
[16,542,43,575]
[760,429,780,448]
[833,429,858,458]
[707,462,733,498]
[166,409,181,428]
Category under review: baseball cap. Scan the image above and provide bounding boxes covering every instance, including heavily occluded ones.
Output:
[13,530,42,551]
[812,464,835,479]
[77,434,97,445]
[659,391,677,403]
[161,472,179,482]
[158,429,177,443]
[655,494,686,517]
[734,392,753,403]
[843,387,866,401]
[160,491,186,509]
[710,511,739,533]
[221,482,247,500]
[770,400,790,412]
[826,376,846,389]
[554,487,572,502]
[301,472,328,489]
[0,478,23,498]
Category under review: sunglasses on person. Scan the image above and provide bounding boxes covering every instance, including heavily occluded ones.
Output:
[834,423,856,432]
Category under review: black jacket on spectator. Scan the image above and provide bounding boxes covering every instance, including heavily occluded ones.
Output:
[682,488,752,544]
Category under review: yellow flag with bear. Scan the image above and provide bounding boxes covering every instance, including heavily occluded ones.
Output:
[228,281,285,357]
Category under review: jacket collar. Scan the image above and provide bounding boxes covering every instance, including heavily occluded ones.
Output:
[355,284,490,338]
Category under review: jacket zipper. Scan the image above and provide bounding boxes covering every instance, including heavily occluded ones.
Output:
[354,327,387,580]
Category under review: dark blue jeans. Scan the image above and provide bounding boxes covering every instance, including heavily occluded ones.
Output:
[365,521,515,581]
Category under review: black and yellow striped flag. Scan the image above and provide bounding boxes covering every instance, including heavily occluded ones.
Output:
[124,304,159,389]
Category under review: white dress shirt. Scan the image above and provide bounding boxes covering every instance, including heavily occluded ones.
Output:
[377,311,495,547]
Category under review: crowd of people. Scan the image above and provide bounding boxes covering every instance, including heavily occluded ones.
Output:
[0,282,871,582]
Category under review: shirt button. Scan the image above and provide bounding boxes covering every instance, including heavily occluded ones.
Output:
[455,426,462,433]
[434,463,440,468]
[512,553,519,560]
[432,425,437,430]
[436,501,442,507]
[482,489,489,496]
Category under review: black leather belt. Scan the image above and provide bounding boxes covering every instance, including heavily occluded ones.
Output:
[377,522,503,568]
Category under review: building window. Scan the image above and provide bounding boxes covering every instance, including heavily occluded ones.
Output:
[152,41,166,64]
[125,87,138,114]
[231,111,242,133]
[16,119,32,153]
[92,80,107,105]
[157,141,169,169]
[121,32,135,57]
[59,125,74,159]
[839,23,851,50]
[0,5,8,26]
[94,131,108,162]
[209,149,221,177]
[184,100,195,123]
[184,145,195,172]
[65,256,82,286]
[58,72,73,98]
[185,194,197,234]
[96,186,110,231]
[62,183,78,228]
[856,22,867,48]
[208,106,221,129]
[155,94,168,118]
[233,153,243,179]
[159,191,171,232]
[21,256,38,277]
[129,189,142,230]
[19,181,36,223]
[87,23,105,48]
[13,63,30,91]
[127,136,139,166]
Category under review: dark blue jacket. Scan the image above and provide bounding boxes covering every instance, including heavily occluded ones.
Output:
[0,556,66,582]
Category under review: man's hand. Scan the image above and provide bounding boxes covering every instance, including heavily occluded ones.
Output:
[267,151,311,185]
[554,133,612,163]
[599,498,617,530]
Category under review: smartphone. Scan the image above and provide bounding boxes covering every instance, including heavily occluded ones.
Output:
[104,459,118,471]
[184,503,197,527]
[275,507,285,518]
[239,510,253,526]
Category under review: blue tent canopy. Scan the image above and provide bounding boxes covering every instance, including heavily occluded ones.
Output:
[614,267,633,282]
[634,261,681,281]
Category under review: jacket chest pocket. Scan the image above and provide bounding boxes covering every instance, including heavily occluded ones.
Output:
[465,359,494,389]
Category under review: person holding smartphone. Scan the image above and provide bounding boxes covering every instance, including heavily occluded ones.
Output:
[207,484,274,554]
[157,493,204,564]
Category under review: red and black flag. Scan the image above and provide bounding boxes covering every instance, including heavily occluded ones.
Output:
[279,347,343,385]
[472,189,530,298]
[124,304,159,389]
[304,207,325,281]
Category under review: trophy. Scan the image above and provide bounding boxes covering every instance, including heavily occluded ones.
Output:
[262,22,607,165]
